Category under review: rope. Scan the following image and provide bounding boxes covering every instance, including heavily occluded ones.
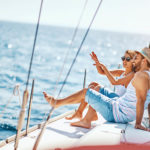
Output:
[25,0,43,91]
[0,84,21,119]
[57,0,103,97]
[13,84,22,106]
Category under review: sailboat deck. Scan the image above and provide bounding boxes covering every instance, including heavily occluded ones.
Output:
[0,110,150,150]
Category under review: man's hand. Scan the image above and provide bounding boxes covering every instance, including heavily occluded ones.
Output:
[135,124,150,132]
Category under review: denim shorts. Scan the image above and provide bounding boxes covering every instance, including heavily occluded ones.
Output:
[85,88,118,122]
[99,86,119,98]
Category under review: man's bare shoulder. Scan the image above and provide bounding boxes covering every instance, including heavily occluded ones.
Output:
[134,71,149,79]
[132,71,149,88]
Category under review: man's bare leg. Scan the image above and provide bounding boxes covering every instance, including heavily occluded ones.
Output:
[43,88,87,108]
[66,84,101,120]
[71,106,98,129]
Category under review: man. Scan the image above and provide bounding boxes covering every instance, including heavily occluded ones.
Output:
[133,48,150,130]
[43,47,150,131]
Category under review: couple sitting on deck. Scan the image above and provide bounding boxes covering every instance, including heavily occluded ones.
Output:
[43,47,150,131]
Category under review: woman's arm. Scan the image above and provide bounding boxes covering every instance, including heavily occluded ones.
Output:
[90,51,124,77]
[109,70,124,77]
[94,63,124,76]
[98,63,134,87]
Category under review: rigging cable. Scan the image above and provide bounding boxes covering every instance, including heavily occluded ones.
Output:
[33,0,103,149]
[42,0,88,121]
[52,0,88,97]
[25,0,43,91]
[57,0,103,97]
[14,1,44,149]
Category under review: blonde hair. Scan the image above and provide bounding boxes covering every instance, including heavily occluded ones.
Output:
[125,50,136,59]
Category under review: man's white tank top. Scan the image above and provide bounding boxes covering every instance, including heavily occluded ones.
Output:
[112,71,150,123]
[114,73,126,97]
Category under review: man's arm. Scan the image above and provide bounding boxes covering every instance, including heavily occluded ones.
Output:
[96,63,134,86]
[132,72,150,131]
[148,103,150,127]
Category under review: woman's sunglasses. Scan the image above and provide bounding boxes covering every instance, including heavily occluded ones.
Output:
[121,56,131,62]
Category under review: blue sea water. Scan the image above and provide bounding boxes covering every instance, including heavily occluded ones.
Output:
[0,21,150,141]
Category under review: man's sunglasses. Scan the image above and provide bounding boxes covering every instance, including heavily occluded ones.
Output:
[121,56,131,62]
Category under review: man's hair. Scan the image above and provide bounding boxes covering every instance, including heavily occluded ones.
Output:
[135,51,144,59]
[136,51,150,68]
[146,60,150,68]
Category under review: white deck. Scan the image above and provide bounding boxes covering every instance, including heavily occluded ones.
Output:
[0,110,150,150]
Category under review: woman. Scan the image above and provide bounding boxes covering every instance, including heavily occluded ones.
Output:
[89,50,136,96]
[65,50,136,120]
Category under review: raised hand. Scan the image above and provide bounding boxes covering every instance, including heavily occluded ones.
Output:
[90,51,105,74]
[90,51,99,63]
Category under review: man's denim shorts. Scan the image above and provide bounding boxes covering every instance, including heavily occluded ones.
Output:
[99,86,119,98]
[85,87,119,122]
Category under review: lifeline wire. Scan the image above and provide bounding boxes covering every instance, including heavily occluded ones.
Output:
[42,0,88,121]
[52,0,88,97]
[57,0,103,97]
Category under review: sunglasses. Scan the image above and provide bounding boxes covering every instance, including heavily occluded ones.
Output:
[121,56,131,62]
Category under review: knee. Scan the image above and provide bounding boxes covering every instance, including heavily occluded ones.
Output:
[94,85,101,92]
[82,88,88,95]
[88,82,98,88]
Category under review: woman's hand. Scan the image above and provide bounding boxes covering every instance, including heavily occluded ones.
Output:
[97,63,107,71]
[90,51,105,74]
[93,63,104,74]
[90,51,99,63]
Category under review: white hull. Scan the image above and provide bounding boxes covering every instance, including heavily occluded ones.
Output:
[0,110,150,150]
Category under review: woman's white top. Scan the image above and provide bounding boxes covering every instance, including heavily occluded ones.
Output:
[114,73,126,97]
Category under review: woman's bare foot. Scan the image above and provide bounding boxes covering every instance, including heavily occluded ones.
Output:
[71,119,91,129]
[43,92,57,108]
[65,111,82,120]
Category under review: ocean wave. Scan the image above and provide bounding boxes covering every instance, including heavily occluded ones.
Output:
[0,123,16,131]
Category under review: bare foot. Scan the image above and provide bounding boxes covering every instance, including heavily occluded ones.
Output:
[43,92,57,108]
[65,111,82,120]
[71,119,91,129]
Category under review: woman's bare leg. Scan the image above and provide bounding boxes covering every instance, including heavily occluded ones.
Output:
[88,82,99,89]
[66,83,101,120]
[71,106,98,129]
[43,88,87,108]
[65,101,88,120]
